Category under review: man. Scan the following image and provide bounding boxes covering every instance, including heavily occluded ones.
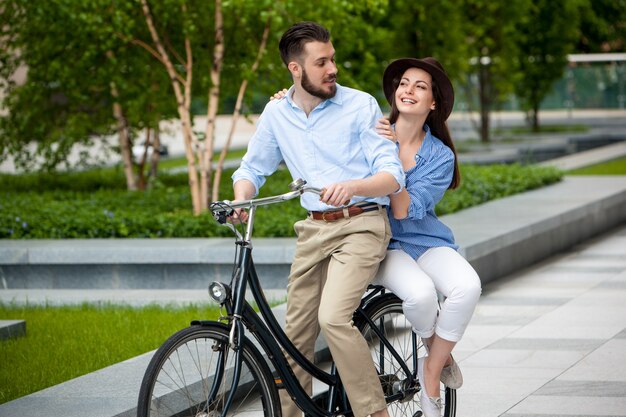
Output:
[231,21,404,417]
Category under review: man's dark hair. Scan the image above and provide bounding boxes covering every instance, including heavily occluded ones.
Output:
[279,21,330,66]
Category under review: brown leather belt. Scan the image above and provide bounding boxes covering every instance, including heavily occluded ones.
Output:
[309,202,383,222]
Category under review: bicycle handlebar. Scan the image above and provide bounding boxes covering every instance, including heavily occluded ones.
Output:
[210,178,322,214]
[209,179,323,231]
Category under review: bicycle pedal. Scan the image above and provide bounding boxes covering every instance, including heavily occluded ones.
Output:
[274,377,285,389]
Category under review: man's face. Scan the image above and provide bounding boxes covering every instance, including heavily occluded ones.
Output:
[298,41,337,100]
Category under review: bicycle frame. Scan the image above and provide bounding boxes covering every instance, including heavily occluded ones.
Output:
[207,180,416,416]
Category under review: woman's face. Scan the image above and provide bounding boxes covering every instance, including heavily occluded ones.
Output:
[394,67,436,118]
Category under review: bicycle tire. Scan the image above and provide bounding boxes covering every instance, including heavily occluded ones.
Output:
[358,294,457,417]
[137,323,281,417]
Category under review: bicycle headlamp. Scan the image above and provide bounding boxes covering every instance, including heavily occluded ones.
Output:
[208,281,230,303]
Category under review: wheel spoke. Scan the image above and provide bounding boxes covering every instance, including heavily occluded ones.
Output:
[137,326,280,417]
[360,295,456,417]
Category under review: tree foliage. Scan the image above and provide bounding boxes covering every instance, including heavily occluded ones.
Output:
[458,0,531,142]
[0,0,174,186]
[362,0,469,109]
[576,0,626,52]
[514,0,583,131]
[0,0,623,205]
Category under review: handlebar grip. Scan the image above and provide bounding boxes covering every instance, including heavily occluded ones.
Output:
[319,188,351,206]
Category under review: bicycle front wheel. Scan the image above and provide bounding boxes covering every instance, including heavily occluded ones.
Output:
[137,323,281,417]
[358,294,457,417]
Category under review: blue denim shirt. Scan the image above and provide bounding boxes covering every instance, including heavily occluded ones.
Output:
[232,84,405,211]
[388,124,458,258]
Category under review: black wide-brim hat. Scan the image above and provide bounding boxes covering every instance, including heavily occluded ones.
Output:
[382,57,455,120]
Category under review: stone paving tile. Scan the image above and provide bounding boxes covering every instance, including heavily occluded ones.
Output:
[510,324,625,340]
[558,339,626,383]
[504,395,626,416]
[487,337,605,351]
[464,348,588,370]
[535,380,626,397]
[476,296,571,306]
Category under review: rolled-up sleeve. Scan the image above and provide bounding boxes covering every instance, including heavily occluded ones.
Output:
[231,117,283,197]
[406,148,454,220]
[357,97,405,191]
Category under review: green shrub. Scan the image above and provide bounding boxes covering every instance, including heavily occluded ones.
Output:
[0,164,562,239]
[436,164,563,215]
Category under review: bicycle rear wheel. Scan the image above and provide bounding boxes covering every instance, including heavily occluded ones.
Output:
[358,294,457,417]
[137,323,281,417]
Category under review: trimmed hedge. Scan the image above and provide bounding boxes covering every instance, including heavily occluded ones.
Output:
[1,164,562,239]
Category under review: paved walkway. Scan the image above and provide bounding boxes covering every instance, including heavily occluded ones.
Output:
[456,223,626,416]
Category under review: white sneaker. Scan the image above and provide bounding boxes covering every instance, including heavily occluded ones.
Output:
[440,355,463,389]
[417,357,442,417]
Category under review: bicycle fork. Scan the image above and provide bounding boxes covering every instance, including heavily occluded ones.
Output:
[206,243,252,415]
[203,318,246,417]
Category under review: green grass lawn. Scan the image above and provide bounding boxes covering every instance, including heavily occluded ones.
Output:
[567,156,626,175]
[0,302,221,404]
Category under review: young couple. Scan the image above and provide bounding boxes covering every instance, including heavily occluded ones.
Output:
[232,21,481,417]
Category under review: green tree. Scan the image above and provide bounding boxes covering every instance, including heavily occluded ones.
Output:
[361,0,469,112]
[0,0,174,190]
[514,0,582,131]
[577,0,626,52]
[1,0,391,213]
[115,0,391,211]
[460,0,530,143]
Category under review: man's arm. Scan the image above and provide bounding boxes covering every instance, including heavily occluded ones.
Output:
[234,179,257,201]
[321,172,399,207]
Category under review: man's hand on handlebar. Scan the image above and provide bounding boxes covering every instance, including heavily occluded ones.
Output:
[319,181,354,207]
[227,207,249,224]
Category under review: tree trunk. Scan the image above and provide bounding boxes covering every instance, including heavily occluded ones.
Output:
[137,127,151,190]
[531,105,540,132]
[140,0,202,214]
[107,51,137,191]
[112,97,137,190]
[211,16,271,202]
[201,0,224,208]
[479,63,491,143]
[149,125,160,178]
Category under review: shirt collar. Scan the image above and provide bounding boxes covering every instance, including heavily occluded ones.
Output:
[285,83,343,110]
[416,123,434,161]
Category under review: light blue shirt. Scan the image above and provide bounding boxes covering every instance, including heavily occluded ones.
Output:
[388,124,459,258]
[232,84,405,211]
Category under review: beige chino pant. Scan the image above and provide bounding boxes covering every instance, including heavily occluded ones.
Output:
[279,209,391,417]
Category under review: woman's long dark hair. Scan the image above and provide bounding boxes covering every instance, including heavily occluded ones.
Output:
[388,76,460,189]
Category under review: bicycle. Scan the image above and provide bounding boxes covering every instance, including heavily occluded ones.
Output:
[137,178,457,417]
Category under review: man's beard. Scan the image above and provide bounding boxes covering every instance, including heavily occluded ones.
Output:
[301,68,337,100]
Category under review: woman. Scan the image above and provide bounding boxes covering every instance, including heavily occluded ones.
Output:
[374,57,482,417]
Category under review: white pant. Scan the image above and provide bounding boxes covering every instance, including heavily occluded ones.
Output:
[374,247,482,342]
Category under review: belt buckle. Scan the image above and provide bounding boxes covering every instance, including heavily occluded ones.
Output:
[322,211,333,222]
